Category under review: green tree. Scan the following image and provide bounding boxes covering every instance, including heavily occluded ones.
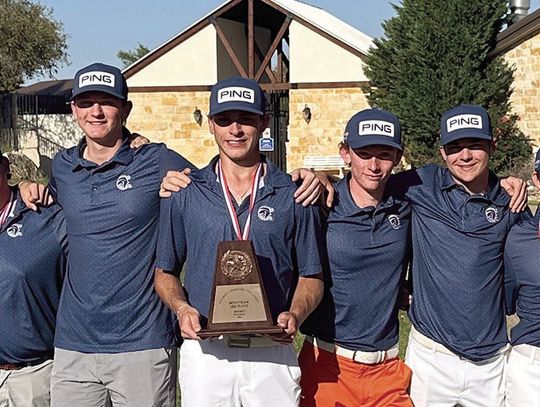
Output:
[364,0,532,172]
[0,0,68,91]
[117,43,150,68]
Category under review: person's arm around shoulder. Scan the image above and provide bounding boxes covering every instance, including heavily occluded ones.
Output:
[18,181,54,210]
[500,176,528,213]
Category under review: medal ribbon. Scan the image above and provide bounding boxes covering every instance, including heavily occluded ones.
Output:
[218,160,262,241]
[0,191,15,227]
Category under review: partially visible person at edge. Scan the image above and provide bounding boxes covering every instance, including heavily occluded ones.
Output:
[503,148,540,407]
[299,108,413,407]
[0,148,67,407]
[389,104,526,407]
[154,76,324,407]
[17,63,326,407]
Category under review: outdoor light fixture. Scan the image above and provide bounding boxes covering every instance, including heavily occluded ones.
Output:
[193,107,203,125]
[302,105,311,123]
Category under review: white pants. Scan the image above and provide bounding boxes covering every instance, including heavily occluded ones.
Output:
[0,359,52,407]
[51,347,177,407]
[406,328,506,407]
[506,344,540,407]
[179,338,301,407]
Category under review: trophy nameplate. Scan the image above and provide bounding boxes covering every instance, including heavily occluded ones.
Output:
[198,240,283,338]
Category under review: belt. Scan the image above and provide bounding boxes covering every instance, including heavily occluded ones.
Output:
[512,344,540,362]
[0,356,52,371]
[306,336,399,364]
[224,335,278,348]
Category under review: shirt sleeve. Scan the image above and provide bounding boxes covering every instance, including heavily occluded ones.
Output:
[156,192,187,276]
[293,203,323,277]
[159,147,197,181]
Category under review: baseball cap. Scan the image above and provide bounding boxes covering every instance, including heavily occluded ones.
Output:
[343,108,402,151]
[535,149,540,172]
[209,77,266,116]
[71,63,128,101]
[440,104,492,146]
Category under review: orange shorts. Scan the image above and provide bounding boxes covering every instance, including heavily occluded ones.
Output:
[299,340,413,407]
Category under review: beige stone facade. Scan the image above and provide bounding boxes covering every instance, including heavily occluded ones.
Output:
[504,34,540,148]
[127,91,216,168]
[287,87,370,171]
[126,87,369,172]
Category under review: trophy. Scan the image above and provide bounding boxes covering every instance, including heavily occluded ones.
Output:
[198,240,283,337]
[198,160,283,338]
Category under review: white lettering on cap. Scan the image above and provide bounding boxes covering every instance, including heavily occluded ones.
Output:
[217,87,255,104]
[79,71,115,88]
[358,120,394,137]
[446,114,482,132]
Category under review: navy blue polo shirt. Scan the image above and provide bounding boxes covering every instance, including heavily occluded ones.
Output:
[50,133,194,352]
[0,188,67,364]
[156,156,323,322]
[389,165,517,361]
[504,208,540,347]
[301,175,411,351]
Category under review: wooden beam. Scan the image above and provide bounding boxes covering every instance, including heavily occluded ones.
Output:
[255,17,291,81]
[277,42,283,82]
[248,0,254,77]
[212,18,248,78]
[254,42,277,83]
[130,85,212,93]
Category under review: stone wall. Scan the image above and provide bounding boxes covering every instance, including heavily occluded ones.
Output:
[287,87,370,172]
[128,87,370,172]
[504,34,540,148]
[127,91,216,168]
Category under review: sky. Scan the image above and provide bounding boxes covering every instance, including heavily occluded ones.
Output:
[34,0,540,82]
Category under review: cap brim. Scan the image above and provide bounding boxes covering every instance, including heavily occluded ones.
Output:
[71,86,126,101]
[209,105,264,116]
[440,130,492,146]
[347,136,403,151]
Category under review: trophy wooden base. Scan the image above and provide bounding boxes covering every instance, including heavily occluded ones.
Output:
[198,326,284,339]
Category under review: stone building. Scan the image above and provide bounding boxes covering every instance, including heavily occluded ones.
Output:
[124,0,373,172]
[493,6,540,150]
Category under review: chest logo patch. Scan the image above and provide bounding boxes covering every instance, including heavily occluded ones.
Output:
[116,174,133,191]
[6,223,22,238]
[388,214,401,230]
[258,206,274,222]
[485,207,499,224]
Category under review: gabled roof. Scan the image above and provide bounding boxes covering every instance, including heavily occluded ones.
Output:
[491,8,540,57]
[123,0,373,78]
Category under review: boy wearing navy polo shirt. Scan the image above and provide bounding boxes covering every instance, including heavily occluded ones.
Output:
[394,104,520,407]
[155,77,324,407]
[299,109,413,406]
[504,149,540,406]
[0,150,67,406]
[37,63,195,407]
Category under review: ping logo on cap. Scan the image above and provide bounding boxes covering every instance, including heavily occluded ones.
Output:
[447,114,482,132]
[218,87,255,104]
[358,120,394,137]
[79,71,115,88]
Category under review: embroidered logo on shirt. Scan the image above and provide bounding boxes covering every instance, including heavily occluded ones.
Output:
[388,214,401,230]
[258,206,274,221]
[116,175,133,191]
[485,207,499,224]
[6,223,22,238]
